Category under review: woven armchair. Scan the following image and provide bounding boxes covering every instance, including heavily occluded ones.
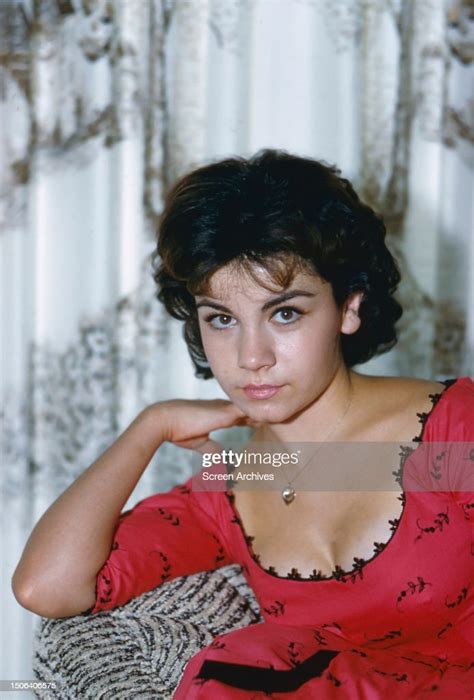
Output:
[33,565,262,699]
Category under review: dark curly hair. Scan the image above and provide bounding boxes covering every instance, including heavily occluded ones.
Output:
[152,149,403,379]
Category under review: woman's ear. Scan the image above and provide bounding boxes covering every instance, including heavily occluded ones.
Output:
[341,292,364,335]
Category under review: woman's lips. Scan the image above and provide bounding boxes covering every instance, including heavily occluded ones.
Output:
[242,384,283,400]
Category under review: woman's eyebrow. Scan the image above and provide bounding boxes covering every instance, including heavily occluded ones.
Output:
[195,290,316,313]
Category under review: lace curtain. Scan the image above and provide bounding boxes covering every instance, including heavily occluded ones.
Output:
[1,0,472,682]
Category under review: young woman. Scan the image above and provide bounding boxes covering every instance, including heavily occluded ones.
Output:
[13,150,473,698]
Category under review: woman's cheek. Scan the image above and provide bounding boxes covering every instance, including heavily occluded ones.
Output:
[200,329,219,363]
[203,342,235,386]
[204,339,231,372]
[279,333,319,367]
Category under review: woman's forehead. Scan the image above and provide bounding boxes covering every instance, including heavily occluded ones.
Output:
[196,262,323,301]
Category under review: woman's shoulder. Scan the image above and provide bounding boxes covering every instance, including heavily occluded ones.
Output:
[353,373,473,441]
[358,373,472,405]
[385,375,473,441]
[359,373,445,395]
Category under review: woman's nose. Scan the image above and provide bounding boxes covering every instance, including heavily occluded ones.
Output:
[237,329,276,371]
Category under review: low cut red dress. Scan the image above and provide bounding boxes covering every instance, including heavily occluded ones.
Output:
[90,377,474,698]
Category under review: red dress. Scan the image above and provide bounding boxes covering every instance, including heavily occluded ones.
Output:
[90,377,474,698]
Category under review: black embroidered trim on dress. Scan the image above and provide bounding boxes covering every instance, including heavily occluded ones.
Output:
[197,649,339,692]
[224,378,458,583]
[80,577,101,616]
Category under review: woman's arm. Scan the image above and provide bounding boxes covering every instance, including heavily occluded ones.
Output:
[12,399,248,618]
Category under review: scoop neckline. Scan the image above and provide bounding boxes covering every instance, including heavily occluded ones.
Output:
[223,377,459,584]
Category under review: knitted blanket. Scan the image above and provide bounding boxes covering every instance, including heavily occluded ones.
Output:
[33,565,262,699]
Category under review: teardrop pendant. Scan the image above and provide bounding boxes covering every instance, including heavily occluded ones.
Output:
[281,486,296,505]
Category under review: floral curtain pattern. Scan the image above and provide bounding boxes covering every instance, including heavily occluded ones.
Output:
[1,0,472,681]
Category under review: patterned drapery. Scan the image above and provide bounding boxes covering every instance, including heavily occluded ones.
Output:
[1,0,472,681]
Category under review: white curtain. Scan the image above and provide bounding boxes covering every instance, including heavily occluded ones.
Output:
[1,0,472,683]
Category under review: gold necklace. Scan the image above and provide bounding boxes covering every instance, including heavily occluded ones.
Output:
[279,388,354,505]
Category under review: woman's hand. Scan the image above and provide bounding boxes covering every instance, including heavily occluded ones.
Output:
[154,399,256,451]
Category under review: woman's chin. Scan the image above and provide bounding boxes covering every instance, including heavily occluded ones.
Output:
[241,403,297,425]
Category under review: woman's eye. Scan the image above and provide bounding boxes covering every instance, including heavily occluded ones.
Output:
[205,314,236,330]
[203,307,303,329]
[272,307,303,324]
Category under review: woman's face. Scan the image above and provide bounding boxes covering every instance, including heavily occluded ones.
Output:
[195,261,359,424]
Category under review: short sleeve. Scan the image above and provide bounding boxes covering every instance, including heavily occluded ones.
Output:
[89,477,234,615]
[405,377,474,506]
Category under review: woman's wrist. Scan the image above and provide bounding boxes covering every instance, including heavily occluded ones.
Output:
[138,402,170,446]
